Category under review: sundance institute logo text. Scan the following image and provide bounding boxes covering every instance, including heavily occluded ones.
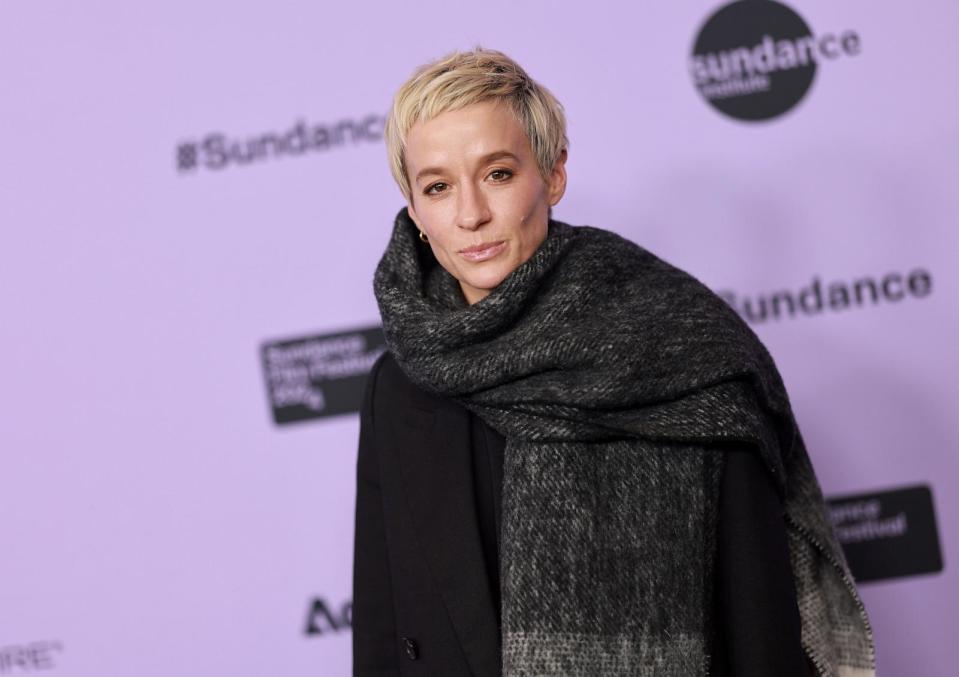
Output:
[690,0,861,121]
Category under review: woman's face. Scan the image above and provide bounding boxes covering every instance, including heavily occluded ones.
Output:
[404,99,567,305]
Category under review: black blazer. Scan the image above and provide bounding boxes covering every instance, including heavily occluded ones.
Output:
[352,351,812,677]
[352,351,500,676]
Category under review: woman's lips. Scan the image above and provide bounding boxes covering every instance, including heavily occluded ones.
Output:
[459,240,507,262]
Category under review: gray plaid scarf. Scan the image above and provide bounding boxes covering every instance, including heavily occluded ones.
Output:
[373,207,875,677]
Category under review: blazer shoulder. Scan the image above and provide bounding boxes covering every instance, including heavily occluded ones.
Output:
[365,350,449,421]
[370,350,431,397]
[366,350,407,404]
[363,350,418,418]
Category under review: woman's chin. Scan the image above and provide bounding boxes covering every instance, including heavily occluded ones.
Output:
[463,269,509,291]
[454,269,511,303]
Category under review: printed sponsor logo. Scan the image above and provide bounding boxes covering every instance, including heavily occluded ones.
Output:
[176,114,384,174]
[261,326,385,424]
[717,267,932,323]
[827,484,943,583]
[304,597,352,636]
[690,0,861,121]
[0,641,64,673]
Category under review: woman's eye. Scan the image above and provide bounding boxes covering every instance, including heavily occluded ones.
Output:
[489,169,513,181]
[425,182,447,195]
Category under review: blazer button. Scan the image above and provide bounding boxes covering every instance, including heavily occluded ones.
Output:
[402,636,419,661]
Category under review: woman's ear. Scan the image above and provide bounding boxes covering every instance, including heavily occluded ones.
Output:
[547,148,568,206]
[406,196,421,229]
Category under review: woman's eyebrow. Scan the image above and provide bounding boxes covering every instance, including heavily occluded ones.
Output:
[414,150,521,184]
[478,150,520,165]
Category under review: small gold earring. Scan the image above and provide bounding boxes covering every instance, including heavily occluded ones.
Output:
[419,230,429,243]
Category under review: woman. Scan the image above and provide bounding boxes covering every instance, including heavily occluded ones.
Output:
[353,47,875,677]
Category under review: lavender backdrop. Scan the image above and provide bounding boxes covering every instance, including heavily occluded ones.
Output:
[1,1,956,675]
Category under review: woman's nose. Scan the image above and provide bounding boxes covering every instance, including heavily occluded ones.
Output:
[456,184,491,230]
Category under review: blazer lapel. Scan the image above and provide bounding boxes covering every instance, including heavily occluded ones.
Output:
[391,389,501,676]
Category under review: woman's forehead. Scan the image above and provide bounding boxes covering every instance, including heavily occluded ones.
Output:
[406,101,531,173]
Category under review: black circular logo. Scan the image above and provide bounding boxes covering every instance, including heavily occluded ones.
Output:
[691,0,817,121]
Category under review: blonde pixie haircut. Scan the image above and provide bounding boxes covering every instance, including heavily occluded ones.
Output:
[385,46,569,203]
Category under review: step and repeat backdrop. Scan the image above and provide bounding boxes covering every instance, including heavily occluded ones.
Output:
[2,1,956,675]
